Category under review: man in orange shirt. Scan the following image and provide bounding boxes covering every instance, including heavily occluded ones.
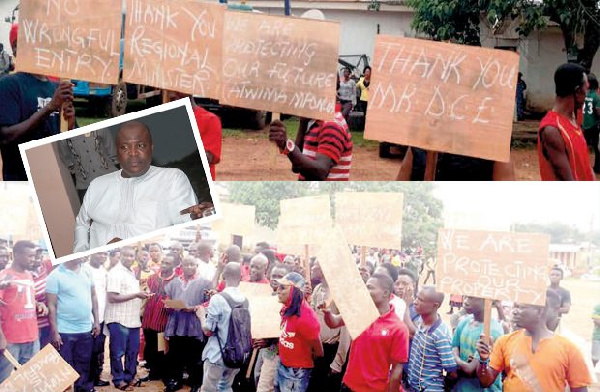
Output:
[476,290,592,392]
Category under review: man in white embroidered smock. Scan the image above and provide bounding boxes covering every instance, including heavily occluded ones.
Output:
[74,121,199,252]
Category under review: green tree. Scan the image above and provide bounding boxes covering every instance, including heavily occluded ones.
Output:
[514,222,600,246]
[407,0,600,69]
[226,182,312,229]
[224,182,444,254]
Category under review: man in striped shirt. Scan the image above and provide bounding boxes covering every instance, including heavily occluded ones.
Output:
[407,286,458,392]
[269,113,353,181]
[142,252,177,382]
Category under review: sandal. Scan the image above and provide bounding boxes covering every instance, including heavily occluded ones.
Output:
[116,382,135,391]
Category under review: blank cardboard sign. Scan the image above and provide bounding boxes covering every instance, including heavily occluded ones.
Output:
[123,0,225,99]
[436,229,550,305]
[240,282,282,339]
[17,0,121,84]
[221,11,340,120]
[315,226,379,339]
[211,202,256,239]
[335,192,403,249]
[364,35,519,162]
[277,195,332,252]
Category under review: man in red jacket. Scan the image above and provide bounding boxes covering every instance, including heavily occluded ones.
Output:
[276,272,323,392]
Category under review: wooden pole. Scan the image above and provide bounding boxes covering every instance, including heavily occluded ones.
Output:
[483,298,492,344]
[270,113,281,167]
[246,348,259,378]
[162,90,169,104]
[60,79,71,133]
[3,350,21,369]
[359,246,367,267]
[424,151,438,181]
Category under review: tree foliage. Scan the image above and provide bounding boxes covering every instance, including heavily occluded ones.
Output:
[407,0,600,68]
[514,222,599,246]
[225,182,444,255]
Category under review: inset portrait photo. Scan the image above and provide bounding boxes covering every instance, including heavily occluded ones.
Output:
[19,99,220,262]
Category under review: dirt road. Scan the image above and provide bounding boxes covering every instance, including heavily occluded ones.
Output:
[217,134,591,181]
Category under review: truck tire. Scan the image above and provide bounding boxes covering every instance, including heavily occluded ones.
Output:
[109,81,128,117]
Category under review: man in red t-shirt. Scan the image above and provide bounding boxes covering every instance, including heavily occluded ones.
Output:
[31,248,53,349]
[321,273,409,392]
[538,63,595,180]
[0,246,9,271]
[276,272,323,392]
[269,113,353,181]
[169,92,222,180]
[0,241,47,383]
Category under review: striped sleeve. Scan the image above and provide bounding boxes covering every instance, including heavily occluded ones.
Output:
[316,125,346,164]
[435,330,458,372]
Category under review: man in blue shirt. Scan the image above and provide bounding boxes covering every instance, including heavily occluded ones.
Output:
[0,23,75,180]
[46,257,100,392]
[407,286,458,392]
[200,262,247,392]
[452,296,504,392]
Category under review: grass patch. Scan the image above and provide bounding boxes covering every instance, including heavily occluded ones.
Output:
[223,117,378,148]
[72,100,379,149]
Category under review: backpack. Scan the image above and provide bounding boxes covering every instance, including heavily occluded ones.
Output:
[215,292,252,369]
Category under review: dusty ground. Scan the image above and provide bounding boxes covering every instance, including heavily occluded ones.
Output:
[217,120,600,181]
[95,278,600,392]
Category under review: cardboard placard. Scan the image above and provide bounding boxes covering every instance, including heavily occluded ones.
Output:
[239,282,282,339]
[276,195,332,253]
[436,229,550,305]
[163,298,187,309]
[335,192,403,249]
[0,344,79,392]
[123,0,225,99]
[364,35,519,162]
[211,203,256,239]
[221,11,340,120]
[315,226,379,339]
[17,0,121,84]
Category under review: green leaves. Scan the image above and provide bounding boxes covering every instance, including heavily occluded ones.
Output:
[406,0,598,67]
[224,182,444,254]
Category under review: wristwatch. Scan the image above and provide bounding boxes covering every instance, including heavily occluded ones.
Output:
[283,139,296,155]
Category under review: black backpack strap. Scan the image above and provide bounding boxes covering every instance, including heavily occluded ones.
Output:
[219,292,237,309]
[219,291,248,309]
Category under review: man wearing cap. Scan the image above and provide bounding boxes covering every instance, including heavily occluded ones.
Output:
[0,23,76,180]
[275,272,323,392]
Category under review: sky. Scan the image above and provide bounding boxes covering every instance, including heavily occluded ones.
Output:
[2,181,599,237]
[435,182,600,231]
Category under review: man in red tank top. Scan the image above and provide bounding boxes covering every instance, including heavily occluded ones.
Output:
[538,63,595,180]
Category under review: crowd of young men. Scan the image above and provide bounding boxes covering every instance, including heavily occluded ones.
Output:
[0,240,595,392]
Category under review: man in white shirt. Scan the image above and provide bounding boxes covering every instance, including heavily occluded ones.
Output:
[105,247,150,390]
[87,252,110,387]
[194,241,216,282]
[73,121,207,252]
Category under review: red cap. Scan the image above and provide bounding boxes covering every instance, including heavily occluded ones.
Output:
[9,23,18,46]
